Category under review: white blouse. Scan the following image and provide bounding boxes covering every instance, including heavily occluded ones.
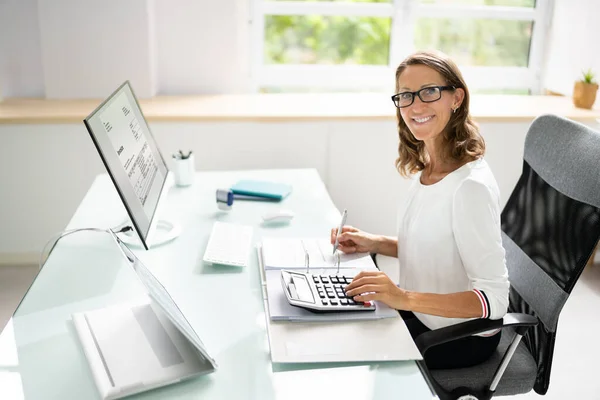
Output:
[397,158,510,332]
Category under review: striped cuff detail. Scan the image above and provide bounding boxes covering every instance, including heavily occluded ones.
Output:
[473,289,491,319]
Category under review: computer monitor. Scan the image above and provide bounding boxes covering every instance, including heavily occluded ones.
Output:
[84,81,180,250]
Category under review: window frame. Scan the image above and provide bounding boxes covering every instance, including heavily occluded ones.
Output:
[250,0,555,94]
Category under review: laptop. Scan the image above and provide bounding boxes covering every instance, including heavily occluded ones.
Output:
[72,237,217,400]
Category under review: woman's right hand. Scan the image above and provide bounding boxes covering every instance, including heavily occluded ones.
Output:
[330,225,378,254]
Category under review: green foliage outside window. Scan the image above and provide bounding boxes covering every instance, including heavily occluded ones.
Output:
[265,15,391,65]
[419,0,534,6]
[264,0,535,67]
[267,0,391,3]
[415,19,533,67]
[267,0,533,5]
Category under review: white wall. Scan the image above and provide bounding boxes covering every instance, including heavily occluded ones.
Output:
[2,118,599,262]
[1,1,594,98]
[0,119,548,262]
[37,0,157,99]
[0,124,104,256]
[543,0,600,96]
[0,0,251,98]
[154,0,252,94]
[0,0,44,98]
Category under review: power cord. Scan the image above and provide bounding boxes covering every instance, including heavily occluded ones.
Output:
[39,226,133,271]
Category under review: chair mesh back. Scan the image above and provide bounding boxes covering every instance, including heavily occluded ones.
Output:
[503,162,600,293]
[500,115,600,395]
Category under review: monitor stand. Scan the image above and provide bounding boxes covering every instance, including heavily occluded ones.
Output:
[117,220,181,248]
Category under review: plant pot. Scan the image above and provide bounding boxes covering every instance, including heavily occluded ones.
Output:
[573,81,599,109]
[173,154,195,187]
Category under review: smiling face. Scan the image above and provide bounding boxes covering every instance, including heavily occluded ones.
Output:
[397,64,464,143]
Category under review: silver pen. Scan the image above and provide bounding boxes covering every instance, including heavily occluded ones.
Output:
[332,209,348,255]
[305,249,310,273]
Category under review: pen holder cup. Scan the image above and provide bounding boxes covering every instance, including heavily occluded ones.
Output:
[173,154,195,187]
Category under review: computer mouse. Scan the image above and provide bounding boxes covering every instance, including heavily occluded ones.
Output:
[262,210,295,224]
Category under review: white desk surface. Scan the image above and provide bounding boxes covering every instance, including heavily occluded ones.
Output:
[0,169,435,400]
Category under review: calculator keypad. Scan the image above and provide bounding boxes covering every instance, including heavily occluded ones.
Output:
[284,270,375,312]
[312,274,371,308]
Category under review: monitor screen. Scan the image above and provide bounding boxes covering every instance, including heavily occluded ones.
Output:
[84,81,169,250]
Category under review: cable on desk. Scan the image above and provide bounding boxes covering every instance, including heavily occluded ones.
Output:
[38,226,133,271]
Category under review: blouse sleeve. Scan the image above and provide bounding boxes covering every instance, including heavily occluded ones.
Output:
[452,178,510,320]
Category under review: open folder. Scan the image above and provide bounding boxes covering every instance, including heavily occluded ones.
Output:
[257,244,423,363]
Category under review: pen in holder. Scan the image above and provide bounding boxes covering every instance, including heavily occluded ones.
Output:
[172,150,194,187]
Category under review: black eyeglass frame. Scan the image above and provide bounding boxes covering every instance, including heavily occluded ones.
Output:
[391,85,457,108]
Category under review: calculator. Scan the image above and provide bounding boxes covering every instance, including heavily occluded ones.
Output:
[280,270,376,312]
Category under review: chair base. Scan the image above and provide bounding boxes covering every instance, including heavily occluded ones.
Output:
[453,387,494,400]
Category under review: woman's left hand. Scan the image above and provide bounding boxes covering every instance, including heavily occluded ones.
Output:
[345,271,410,310]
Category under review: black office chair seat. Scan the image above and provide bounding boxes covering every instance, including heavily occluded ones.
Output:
[431,328,537,396]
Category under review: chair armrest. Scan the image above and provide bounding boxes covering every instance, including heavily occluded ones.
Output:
[415,313,538,354]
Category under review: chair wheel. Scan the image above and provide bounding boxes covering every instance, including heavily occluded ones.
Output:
[453,387,480,400]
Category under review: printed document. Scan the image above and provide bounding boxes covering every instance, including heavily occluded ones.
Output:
[100,92,158,206]
[261,237,377,270]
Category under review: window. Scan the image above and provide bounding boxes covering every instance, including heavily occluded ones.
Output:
[251,0,553,93]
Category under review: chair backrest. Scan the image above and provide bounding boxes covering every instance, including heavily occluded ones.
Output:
[501,114,600,394]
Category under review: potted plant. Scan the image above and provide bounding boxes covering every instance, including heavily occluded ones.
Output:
[573,69,598,109]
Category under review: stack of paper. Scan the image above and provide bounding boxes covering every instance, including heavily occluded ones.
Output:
[261,237,377,270]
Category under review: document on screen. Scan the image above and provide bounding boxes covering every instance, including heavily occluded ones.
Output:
[100,92,159,206]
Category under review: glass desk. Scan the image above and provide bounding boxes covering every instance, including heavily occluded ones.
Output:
[0,169,436,399]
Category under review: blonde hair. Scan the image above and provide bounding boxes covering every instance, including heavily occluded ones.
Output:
[394,50,485,177]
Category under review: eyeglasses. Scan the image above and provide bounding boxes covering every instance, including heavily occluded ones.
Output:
[391,85,456,108]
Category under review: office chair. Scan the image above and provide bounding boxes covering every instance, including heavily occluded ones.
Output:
[412,114,600,400]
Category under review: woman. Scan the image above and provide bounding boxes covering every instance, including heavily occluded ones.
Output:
[332,50,509,370]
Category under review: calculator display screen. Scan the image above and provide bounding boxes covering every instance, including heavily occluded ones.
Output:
[292,275,315,303]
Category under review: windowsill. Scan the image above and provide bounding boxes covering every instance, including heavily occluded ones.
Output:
[0,93,599,124]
